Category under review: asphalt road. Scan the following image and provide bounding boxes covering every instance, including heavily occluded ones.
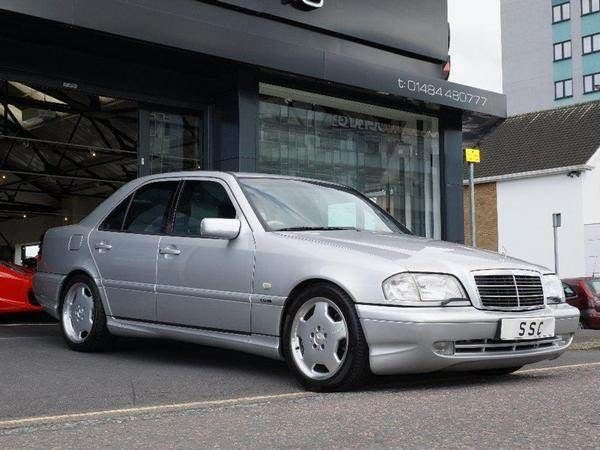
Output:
[1,318,599,448]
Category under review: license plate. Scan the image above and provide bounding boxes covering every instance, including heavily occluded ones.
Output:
[500,317,555,340]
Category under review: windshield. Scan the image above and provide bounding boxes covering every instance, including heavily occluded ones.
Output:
[239,178,407,234]
[586,279,600,295]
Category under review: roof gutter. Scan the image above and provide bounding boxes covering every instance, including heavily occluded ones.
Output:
[462,164,593,185]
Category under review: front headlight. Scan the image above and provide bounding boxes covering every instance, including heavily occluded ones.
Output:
[543,274,565,304]
[382,272,469,306]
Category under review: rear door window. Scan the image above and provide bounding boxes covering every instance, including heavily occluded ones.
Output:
[123,181,179,234]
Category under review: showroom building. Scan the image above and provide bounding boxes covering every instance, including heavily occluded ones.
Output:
[0,0,505,262]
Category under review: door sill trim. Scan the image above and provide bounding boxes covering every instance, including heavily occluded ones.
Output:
[106,316,282,360]
[111,316,253,336]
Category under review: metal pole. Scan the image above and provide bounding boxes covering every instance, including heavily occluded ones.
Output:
[552,213,561,275]
[469,162,476,247]
[553,224,559,275]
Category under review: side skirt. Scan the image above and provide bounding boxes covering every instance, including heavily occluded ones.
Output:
[106,317,283,361]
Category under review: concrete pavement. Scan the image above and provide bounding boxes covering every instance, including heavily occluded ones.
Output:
[1,319,599,448]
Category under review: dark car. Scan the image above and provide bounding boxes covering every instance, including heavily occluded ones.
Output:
[562,278,600,329]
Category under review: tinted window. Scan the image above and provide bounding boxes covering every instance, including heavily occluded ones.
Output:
[100,195,132,231]
[123,181,179,234]
[586,279,600,295]
[173,181,236,236]
[563,283,577,298]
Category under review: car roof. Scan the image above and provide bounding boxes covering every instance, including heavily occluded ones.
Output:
[233,172,346,186]
[77,170,349,228]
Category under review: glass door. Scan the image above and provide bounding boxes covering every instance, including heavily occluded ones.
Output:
[139,110,204,175]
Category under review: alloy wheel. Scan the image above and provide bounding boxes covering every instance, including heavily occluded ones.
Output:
[62,282,95,343]
[290,297,349,380]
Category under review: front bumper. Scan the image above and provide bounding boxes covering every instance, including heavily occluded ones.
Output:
[357,303,580,375]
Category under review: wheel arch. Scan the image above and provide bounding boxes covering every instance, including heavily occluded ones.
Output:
[278,277,356,354]
[59,269,108,313]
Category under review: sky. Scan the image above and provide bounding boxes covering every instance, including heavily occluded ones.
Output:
[448,0,503,93]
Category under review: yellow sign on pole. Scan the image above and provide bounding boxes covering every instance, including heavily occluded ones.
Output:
[465,148,481,163]
[465,147,480,247]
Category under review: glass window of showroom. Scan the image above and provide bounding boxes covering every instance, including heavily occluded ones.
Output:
[257,84,441,239]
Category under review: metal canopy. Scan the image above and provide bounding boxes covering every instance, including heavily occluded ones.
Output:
[0,80,137,222]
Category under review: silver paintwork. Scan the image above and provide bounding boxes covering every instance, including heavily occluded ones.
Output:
[201,218,241,240]
[33,171,580,376]
[358,303,577,374]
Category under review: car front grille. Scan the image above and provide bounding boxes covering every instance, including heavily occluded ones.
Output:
[474,274,544,309]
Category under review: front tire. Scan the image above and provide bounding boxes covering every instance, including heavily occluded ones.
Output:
[60,274,113,352]
[282,283,370,391]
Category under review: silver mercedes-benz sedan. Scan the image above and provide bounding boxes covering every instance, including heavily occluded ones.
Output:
[34,171,579,390]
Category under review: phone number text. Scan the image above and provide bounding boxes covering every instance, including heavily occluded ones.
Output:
[397,79,488,106]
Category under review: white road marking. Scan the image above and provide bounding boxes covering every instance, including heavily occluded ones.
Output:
[0,392,308,430]
[518,361,600,374]
[1,360,599,430]
[0,337,50,340]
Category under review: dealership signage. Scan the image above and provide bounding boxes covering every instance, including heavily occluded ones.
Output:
[332,115,386,132]
[390,73,505,116]
[398,78,489,108]
[331,115,404,135]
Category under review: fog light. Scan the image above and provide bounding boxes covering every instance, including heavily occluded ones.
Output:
[557,333,573,346]
[433,341,455,356]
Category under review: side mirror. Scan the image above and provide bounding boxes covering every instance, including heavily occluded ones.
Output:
[200,218,241,240]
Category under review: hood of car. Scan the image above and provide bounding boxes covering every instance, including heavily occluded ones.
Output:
[275,230,550,274]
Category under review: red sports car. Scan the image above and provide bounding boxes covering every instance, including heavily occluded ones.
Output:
[562,277,600,329]
[0,261,42,314]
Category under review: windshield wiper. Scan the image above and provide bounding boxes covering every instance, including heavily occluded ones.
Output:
[275,226,361,232]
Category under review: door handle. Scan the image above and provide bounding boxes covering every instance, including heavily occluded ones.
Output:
[159,246,181,256]
[94,241,112,251]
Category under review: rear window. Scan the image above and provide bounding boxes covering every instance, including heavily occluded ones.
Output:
[586,279,600,295]
[100,195,132,231]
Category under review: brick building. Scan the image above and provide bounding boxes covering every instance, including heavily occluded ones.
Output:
[463,182,498,251]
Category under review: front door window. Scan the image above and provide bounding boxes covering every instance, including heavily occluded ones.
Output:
[172,181,237,236]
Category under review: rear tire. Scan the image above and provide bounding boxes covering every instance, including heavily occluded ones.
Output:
[60,274,113,352]
[282,283,370,391]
